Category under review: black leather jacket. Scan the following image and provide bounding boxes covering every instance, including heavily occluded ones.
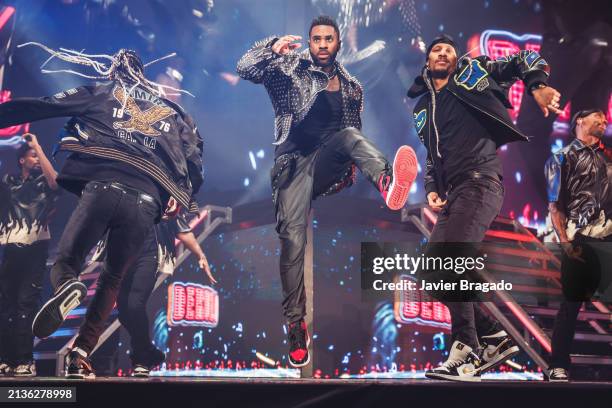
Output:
[545,138,612,228]
[0,82,203,212]
[408,51,550,195]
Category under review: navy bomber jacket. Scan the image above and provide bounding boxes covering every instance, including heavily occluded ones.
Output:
[0,82,203,212]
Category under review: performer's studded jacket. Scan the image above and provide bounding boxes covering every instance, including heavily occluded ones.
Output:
[0,82,203,212]
[407,51,550,195]
[545,138,612,239]
[236,36,363,198]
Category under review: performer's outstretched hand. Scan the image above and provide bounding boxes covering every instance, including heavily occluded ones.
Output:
[198,253,217,284]
[533,86,562,117]
[272,35,302,55]
[427,192,447,212]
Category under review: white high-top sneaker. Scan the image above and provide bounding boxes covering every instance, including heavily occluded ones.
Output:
[477,330,520,374]
[426,341,482,382]
[13,362,36,377]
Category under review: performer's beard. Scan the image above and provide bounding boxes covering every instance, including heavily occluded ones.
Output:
[430,68,451,79]
[590,125,606,139]
[311,49,338,68]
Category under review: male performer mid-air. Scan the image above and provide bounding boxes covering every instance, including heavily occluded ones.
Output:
[0,46,203,378]
[407,36,562,381]
[237,15,418,367]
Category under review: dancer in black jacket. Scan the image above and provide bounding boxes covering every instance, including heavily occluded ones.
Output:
[408,36,562,381]
[0,45,203,378]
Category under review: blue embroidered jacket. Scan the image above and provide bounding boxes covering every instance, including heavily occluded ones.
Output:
[408,51,550,195]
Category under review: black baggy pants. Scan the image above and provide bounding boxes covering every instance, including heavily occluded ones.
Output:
[49,181,159,354]
[0,241,49,365]
[427,177,506,349]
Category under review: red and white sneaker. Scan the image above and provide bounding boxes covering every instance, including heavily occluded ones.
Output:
[287,320,310,368]
[379,145,418,210]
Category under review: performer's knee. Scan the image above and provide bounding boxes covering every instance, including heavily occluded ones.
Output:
[279,226,307,262]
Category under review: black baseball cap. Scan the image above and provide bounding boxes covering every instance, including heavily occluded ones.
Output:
[570,109,605,135]
[426,36,460,61]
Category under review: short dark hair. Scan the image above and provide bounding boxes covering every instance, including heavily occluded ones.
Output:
[16,143,32,169]
[571,109,605,135]
[309,15,340,39]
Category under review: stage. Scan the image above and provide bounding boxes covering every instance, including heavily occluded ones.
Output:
[1,377,610,407]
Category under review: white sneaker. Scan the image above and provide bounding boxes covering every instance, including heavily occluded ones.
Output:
[548,367,569,382]
[0,362,13,376]
[426,341,482,382]
[13,362,36,377]
[477,330,520,373]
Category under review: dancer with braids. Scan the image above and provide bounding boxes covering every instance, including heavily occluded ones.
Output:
[407,36,561,381]
[0,45,203,378]
[237,15,418,367]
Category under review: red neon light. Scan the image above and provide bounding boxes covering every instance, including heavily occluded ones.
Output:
[168,282,219,327]
[504,300,551,353]
[485,39,541,123]
[394,275,451,328]
[0,6,15,31]
[0,90,30,137]
[480,30,612,126]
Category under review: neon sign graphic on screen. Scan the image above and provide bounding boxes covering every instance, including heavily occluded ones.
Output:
[0,7,28,148]
[0,90,30,147]
[393,275,451,329]
[470,29,543,123]
[168,281,219,328]
[469,29,612,126]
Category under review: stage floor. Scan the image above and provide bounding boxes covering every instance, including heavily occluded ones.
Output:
[1,377,611,407]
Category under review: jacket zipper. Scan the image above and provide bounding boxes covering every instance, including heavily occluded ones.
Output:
[427,99,436,164]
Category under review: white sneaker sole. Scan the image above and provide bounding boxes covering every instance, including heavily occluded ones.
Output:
[425,371,482,382]
[32,280,87,338]
[385,146,417,211]
[66,372,96,380]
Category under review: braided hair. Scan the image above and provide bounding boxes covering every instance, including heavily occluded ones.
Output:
[17,42,193,108]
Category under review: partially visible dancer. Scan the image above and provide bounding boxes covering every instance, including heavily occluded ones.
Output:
[93,207,215,377]
[237,15,418,368]
[407,36,561,382]
[545,109,612,382]
[0,44,203,378]
[0,134,60,377]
